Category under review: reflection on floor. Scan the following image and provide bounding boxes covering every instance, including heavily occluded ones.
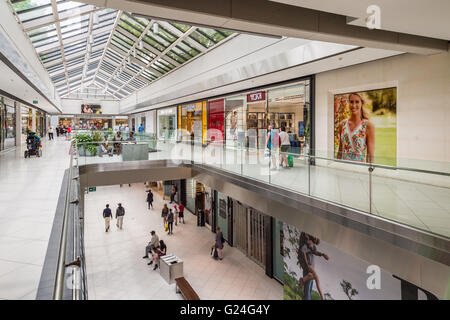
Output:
[81,142,450,238]
[0,137,70,300]
[84,184,283,300]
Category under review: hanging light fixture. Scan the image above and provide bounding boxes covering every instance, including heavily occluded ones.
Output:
[139,40,143,49]
[127,56,131,64]
[133,48,136,58]
[153,23,158,34]
[93,13,99,25]
[89,34,93,44]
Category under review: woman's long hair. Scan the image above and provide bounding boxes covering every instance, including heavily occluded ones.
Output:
[349,92,370,120]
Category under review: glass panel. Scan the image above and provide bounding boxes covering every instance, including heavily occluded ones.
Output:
[157,58,175,70]
[62,27,88,40]
[218,29,234,37]
[172,46,192,61]
[197,28,225,43]
[178,41,200,57]
[57,1,85,12]
[27,24,56,39]
[114,32,134,46]
[155,24,176,43]
[150,63,166,74]
[111,40,130,53]
[18,6,53,22]
[147,30,171,48]
[166,51,185,64]
[120,13,144,32]
[33,35,59,47]
[118,23,141,39]
[13,0,50,13]
[170,22,190,33]
[143,35,165,52]
[189,31,215,48]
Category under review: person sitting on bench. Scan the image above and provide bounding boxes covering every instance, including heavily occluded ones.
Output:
[142,231,159,264]
[149,240,166,270]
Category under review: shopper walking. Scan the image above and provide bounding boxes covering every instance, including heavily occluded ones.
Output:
[146,189,154,210]
[115,203,125,230]
[279,126,291,168]
[161,203,169,225]
[215,227,225,260]
[48,126,54,140]
[167,209,174,235]
[178,203,185,224]
[142,231,159,263]
[173,205,179,226]
[103,204,113,232]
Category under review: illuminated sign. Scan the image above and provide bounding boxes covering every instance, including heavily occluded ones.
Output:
[247,91,266,103]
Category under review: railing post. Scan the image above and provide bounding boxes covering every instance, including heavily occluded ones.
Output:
[369,166,374,214]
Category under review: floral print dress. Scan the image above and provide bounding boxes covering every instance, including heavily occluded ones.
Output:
[339,119,368,162]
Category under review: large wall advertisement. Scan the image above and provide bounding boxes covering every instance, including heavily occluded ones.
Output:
[81,104,102,114]
[282,223,439,300]
[334,87,397,166]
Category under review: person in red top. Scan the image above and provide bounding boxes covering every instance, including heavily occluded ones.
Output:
[178,203,185,224]
[67,126,72,139]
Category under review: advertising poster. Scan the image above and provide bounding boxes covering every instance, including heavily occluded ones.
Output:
[81,104,102,114]
[334,88,396,166]
[282,223,439,300]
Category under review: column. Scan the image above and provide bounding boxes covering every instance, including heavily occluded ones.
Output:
[15,101,21,146]
[31,108,36,132]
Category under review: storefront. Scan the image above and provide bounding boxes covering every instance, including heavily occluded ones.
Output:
[215,78,313,152]
[178,100,207,144]
[59,117,113,130]
[157,106,177,140]
[0,101,16,151]
[21,106,32,139]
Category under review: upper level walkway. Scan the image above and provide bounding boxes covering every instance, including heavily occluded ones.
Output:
[0,137,70,300]
[78,138,450,239]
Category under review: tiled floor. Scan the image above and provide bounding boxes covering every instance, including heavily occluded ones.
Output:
[0,137,70,300]
[82,142,450,238]
[84,183,283,300]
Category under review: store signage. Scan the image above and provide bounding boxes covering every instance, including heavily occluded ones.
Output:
[33,100,38,104]
[247,91,265,103]
[88,187,96,192]
[159,108,174,115]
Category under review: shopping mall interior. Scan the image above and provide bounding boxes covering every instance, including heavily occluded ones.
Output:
[0,0,449,302]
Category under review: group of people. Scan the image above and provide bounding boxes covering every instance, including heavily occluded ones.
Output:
[47,125,71,140]
[265,125,292,169]
[142,230,167,271]
[102,203,126,232]
[159,202,185,235]
[99,131,136,157]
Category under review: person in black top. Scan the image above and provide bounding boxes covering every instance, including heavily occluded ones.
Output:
[116,203,125,230]
[167,209,174,235]
[146,190,154,210]
[151,240,167,270]
[103,204,113,232]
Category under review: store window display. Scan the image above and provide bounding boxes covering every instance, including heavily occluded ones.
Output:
[267,81,311,155]
[157,107,177,140]
[224,95,247,147]
[178,101,206,143]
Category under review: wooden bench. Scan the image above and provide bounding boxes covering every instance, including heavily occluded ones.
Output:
[175,277,200,300]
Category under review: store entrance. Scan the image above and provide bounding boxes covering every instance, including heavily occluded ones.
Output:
[232,201,268,269]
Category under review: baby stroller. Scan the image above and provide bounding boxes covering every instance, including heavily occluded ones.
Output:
[25,132,42,158]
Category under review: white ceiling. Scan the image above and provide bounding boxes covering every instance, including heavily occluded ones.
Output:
[271,0,450,40]
[0,60,57,113]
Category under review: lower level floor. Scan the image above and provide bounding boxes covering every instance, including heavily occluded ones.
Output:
[84,183,283,300]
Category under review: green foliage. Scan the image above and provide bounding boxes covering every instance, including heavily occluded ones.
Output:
[340,280,359,300]
[92,131,103,143]
[85,144,98,156]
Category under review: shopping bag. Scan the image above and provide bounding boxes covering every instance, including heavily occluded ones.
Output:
[165,223,169,232]
[213,248,218,260]
[288,155,294,167]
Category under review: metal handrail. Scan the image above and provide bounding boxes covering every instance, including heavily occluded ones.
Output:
[53,139,87,300]
[53,140,75,299]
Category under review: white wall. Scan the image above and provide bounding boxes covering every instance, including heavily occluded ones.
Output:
[60,99,120,114]
[315,51,450,170]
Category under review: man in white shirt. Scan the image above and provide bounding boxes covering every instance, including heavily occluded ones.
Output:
[48,126,54,140]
